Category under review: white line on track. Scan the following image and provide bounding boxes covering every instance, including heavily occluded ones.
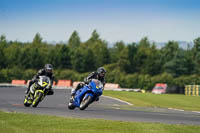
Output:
[168,108,200,114]
[192,111,200,114]
[168,108,184,112]
[102,95,133,106]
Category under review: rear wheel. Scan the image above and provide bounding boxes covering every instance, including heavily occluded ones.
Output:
[80,95,92,110]
[32,92,43,107]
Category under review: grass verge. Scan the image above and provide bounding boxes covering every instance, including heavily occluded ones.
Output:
[103,91,200,111]
[0,111,200,133]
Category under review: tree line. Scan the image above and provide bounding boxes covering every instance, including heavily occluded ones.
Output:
[1,30,200,91]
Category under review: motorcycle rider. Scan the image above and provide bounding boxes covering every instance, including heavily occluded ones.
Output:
[25,64,54,95]
[70,67,106,102]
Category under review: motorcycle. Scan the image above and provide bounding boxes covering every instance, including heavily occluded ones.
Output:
[68,79,103,110]
[24,76,51,107]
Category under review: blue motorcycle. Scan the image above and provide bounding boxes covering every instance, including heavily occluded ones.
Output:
[68,79,103,110]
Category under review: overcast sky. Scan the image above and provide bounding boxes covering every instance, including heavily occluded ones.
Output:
[0,0,200,43]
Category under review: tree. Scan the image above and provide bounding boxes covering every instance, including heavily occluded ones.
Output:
[117,47,130,72]
[20,45,32,69]
[133,37,160,74]
[27,33,51,69]
[161,41,179,73]
[126,43,137,73]
[83,48,96,72]
[0,34,6,43]
[47,44,62,69]
[71,47,85,72]
[83,30,110,68]
[161,41,179,63]
[32,33,42,46]
[30,47,44,69]
[192,37,200,73]
[0,35,7,68]
[138,37,150,48]
[71,44,96,73]
[163,49,193,77]
[4,41,22,68]
[143,44,163,75]
[60,45,71,69]
[68,31,81,49]
[87,30,100,43]
[193,37,200,54]
[110,41,126,63]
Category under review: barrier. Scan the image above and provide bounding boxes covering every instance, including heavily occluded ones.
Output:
[72,81,81,89]
[57,80,72,87]
[104,83,120,90]
[53,81,56,86]
[11,80,26,85]
[185,85,200,96]
[72,82,120,90]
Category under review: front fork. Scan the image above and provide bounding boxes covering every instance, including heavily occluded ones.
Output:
[34,90,45,101]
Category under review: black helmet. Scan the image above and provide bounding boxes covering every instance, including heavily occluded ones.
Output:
[97,67,106,78]
[44,64,53,74]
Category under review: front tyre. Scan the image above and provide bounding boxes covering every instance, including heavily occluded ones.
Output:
[24,98,31,107]
[23,94,31,107]
[32,92,43,107]
[80,95,92,110]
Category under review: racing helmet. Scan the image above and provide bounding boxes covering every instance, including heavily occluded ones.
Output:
[44,64,53,74]
[97,67,106,78]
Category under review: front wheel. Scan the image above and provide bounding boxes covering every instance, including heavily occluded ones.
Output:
[23,94,32,107]
[32,92,43,107]
[80,95,92,110]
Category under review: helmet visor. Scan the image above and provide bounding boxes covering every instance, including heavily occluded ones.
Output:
[99,72,105,77]
[46,68,52,73]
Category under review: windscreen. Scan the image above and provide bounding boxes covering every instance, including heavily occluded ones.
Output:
[92,79,103,89]
[41,76,50,84]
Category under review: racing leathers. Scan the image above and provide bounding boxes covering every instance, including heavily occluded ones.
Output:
[26,68,54,95]
[70,71,105,100]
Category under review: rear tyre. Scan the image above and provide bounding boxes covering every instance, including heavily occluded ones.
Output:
[32,92,43,107]
[80,95,92,110]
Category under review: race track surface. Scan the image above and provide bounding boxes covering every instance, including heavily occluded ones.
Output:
[0,87,200,125]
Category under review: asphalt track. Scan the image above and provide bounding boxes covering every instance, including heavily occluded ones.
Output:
[0,86,200,125]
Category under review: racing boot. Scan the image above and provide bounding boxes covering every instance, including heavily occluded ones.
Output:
[69,89,76,103]
[70,96,74,103]
[29,92,34,101]
[95,97,99,101]
[47,89,54,95]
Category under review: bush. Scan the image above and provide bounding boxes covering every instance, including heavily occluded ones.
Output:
[0,67,199,93]
[23,69,37,80]
[54,69,90,82]
[54,69,78,81]
[0,67,25,83]
[122,73,140,88]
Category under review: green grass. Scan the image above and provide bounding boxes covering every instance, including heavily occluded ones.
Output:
[103,91,200,111]
[0,111,200,133]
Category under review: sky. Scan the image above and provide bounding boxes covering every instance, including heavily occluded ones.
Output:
[0,0,200,43]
